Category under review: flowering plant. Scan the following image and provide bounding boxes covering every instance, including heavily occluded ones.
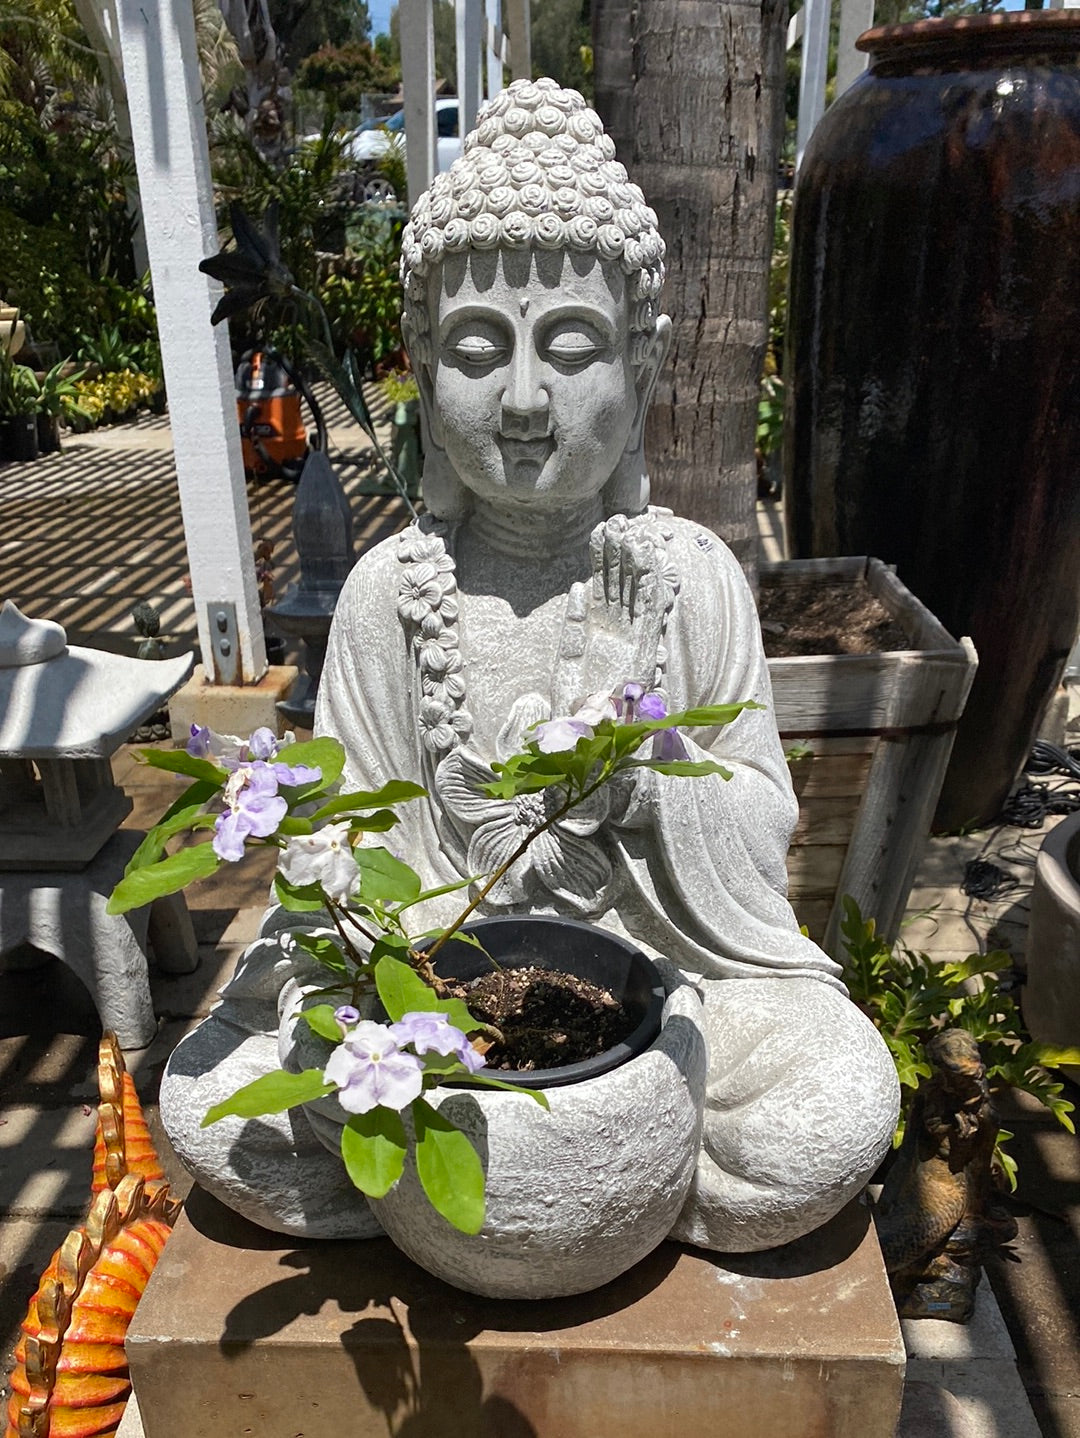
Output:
[108,694,752,1232]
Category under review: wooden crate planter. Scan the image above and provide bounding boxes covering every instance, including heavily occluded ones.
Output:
[763,557,977,958]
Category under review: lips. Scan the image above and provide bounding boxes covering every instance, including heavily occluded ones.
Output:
[499,436,554,463]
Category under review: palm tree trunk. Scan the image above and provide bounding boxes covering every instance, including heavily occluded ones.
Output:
[593,0,788,585]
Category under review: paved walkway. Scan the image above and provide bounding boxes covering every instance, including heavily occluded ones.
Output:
[1,410,1077,1437]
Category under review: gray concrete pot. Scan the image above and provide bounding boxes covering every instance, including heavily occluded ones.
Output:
[1023,809,1080,1082]
[285,917,707,1300]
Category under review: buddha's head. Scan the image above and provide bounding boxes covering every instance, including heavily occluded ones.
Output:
[400,79,670,521]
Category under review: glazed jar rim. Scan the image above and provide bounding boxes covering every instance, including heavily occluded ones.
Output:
[858,10,1080,63]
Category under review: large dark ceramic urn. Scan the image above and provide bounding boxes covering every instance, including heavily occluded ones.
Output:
[785,13,1080,830]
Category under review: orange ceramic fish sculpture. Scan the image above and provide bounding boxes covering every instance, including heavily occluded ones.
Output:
[4,1037,181,1438]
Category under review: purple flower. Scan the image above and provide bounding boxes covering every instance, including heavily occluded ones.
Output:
[270,760,321,788]
[212,762,288,861]
[323,1021,425,1114]
[334,1005,361,1034]
[187,724,212,758]
[246,727,279,760]
[639,692,668,721]
[618,682,644,721]
[652,727,690,763]
[390,1011,485,1072]
[535,717,593,753]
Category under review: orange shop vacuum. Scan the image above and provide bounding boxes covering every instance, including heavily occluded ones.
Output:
[235,349,309,481]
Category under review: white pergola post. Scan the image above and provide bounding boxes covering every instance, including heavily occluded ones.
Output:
[504,0,531,81]
[486,0,504,101]
[795,0,832,170]
[456,0,485,138]
[835,0,874,98]
[114,0,266,684]
[400,0,436,206]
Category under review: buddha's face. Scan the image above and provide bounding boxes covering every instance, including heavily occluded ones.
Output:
[421,248,659,510]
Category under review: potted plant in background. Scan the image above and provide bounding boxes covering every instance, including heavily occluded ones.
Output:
[108,690,744,1298]
[380,368,421,499]
[0,355,40,463]
[19,359,91,453]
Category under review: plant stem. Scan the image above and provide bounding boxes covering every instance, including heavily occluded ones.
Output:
[423,768,613,964]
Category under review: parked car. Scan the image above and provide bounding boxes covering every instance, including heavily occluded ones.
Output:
[347,98,462,178]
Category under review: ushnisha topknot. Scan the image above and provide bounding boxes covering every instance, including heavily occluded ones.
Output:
[400,78,666,366]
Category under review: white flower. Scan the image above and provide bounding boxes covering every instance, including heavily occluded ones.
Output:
[574,690,618,726]
[278,822,359,903]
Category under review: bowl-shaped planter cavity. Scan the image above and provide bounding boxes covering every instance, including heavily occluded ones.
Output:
[1024,811,1080,1083]
[360,916,705,1300]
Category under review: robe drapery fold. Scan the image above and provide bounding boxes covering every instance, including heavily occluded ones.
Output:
[315,513,844,989]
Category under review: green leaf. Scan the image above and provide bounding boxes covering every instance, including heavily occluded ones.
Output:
[396,873,479,913]
[201,1067,333,1125]
[278,815,315,836]
[666,702,761,728]
[123,801,218,875]
[310,781,427,822]
[274,736,346,792]
[446,1070,550,1107]
[347,809,400,833]
[293,933,349,975]
[138,747,226,785]
[274,872,326,912]
[375,954,439,1021]
[1028,1044,1080,1069]
[341,1109,407,1197]
[357,846,422,903]
[107,841,220,915]
[412,1098,486,1234]
[632,759,733,779]
[301,1004,345,1042]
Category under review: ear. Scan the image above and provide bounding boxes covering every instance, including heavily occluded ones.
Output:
[603,315,672,517]
[629,313,671,451]
[403,319,471,521]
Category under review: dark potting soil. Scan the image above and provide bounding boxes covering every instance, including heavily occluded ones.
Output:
[447,966,636,1072]
[758,578,910,658]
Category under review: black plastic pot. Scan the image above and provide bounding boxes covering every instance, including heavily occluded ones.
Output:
[36,413,61,454]
[0,414,38,463]
[431,915,666,1090]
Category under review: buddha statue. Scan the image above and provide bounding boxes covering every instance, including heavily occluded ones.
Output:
[161,79,898,1253]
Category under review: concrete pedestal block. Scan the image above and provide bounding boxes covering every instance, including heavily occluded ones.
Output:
[0,830,197,1047]
[127,1189,905,1438]
[168,664,300,744]
[1023,809,1080,1082]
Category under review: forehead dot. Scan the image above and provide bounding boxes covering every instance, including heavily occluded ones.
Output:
[519,297,530,317]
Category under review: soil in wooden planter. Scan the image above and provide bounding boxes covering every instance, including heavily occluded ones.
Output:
[446,966,637,1072]
[759,579,910,657]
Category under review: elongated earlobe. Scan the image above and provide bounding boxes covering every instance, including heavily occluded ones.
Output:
[604,315,671,517]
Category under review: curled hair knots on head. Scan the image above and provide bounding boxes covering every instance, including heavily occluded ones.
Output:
[399,79,666,346]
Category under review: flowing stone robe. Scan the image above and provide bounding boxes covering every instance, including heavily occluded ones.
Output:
[160,510,898,1249]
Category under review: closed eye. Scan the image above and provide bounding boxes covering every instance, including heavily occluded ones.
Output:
[447,335,509,366]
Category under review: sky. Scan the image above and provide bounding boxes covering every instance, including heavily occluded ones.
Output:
[369,0,393,38]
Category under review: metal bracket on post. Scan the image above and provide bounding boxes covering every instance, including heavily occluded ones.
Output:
[207,602,240,685]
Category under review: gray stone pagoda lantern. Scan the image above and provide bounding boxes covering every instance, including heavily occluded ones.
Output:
[0,601,197,1046]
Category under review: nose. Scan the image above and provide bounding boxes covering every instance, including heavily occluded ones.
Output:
[500,349,550,439]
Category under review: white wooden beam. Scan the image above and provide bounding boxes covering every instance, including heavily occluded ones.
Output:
[486,0,504,101]
[503,0,531,81]
[456,0,484,138]
[796,0,832,170]
[114,0,266,684]
[835,0,874,98]
[400,0,436,205]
